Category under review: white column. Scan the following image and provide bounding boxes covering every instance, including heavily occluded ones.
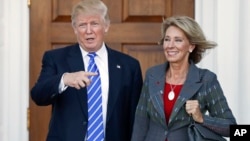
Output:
[0,0,4,139]
[195,0,218,72]
[216,0,240,123]
[238,0,250,124]
[196,0,250,125]
[0,0,29,141]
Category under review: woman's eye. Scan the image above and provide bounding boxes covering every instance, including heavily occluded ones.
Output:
[164,38,170,41]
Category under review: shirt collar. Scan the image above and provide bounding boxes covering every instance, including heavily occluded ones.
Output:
[79,42,107,59]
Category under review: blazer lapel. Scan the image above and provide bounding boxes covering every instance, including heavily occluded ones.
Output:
[148,63,168,127]
[168,63,202,126]
[66,44,88,118]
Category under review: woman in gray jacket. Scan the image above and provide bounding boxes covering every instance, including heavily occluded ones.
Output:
[131,16,237,141]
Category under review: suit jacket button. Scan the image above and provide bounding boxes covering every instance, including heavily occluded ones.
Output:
[83,121,87,125]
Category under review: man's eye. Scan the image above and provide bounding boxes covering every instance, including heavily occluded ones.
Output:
[79,24,86,28]
[92,22,99,26]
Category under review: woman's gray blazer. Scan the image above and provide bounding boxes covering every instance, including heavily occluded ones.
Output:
[131,62,237,141]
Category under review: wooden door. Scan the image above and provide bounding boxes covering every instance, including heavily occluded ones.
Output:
[29,0,194,140]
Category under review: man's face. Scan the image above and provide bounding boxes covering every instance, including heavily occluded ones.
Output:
[73,13,109,52]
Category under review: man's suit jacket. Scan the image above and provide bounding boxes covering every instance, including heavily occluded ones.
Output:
[131,61,237,141]
[31,43,143,141]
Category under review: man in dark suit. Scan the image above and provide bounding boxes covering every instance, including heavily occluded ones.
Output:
[30,0,143,141]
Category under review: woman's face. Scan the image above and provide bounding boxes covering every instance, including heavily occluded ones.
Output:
[72,13,109,52]
[163,26,195,64]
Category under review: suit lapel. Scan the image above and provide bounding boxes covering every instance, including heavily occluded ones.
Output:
[66,44,88,118]
[105,48,123,122]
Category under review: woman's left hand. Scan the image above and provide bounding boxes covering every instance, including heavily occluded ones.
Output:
[185,100,204,123]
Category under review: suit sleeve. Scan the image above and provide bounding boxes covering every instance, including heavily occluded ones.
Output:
[31,51,63,106]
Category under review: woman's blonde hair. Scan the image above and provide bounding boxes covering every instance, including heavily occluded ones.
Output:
[159,16,217,64]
